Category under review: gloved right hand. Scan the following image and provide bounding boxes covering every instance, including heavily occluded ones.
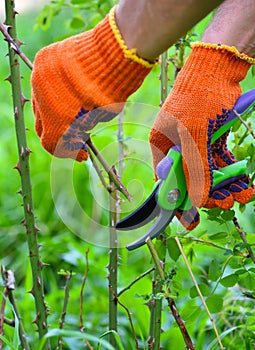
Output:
[31,6,155,161]
[149,43,255,228]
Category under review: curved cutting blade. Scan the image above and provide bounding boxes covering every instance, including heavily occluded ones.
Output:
[116,185,160,231]
[126,208,177,250]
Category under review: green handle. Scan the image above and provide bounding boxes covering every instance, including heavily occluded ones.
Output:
[157,151,248,211]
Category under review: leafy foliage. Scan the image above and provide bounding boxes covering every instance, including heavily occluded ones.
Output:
[0,1,255,349]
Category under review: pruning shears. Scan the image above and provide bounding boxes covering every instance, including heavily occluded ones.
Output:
[116,89,255,251]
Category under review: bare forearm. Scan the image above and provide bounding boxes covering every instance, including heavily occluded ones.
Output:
[116,0,224,61]
[202,0,255,57]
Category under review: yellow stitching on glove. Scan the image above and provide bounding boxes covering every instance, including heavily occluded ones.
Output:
[109,6,158,68]
[192,42,255,65]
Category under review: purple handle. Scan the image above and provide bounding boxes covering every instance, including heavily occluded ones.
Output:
[156,146,181,180]
[225,88,255,124]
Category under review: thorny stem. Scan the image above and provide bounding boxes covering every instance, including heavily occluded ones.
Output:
[146,238,195,350]
[174,237,224,350]
[1,267,31,350]
[57,271,72,350]
[148,51,169,350]
[108,169,119,348]
[4,0,49,347]
[232,217,255,265]
[0,22,33,70]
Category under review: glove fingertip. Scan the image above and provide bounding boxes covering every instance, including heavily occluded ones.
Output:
[176,207,200,231]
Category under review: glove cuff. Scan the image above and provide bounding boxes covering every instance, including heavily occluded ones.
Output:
[192,42,255,65]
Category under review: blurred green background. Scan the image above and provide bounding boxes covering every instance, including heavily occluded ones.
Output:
[0,1,255,349]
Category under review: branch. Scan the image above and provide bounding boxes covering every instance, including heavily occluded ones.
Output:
[110,286,139,350]
[174,237,224,350]
[107,170,119,348]
[4,0,49,345]
[146,238,195,350]
[80,249,90,332]
[117,267,155,298]
[1,267,31,350]
[56,271,73,350]
[232,217,255,265]
[87,139,132,201]
[0,23,34,70]
[233,109,255,139]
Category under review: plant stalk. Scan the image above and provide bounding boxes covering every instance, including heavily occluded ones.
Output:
[147,238,195,350]
[4,0,49,346]
[148,51,169,350]
[108,172,119,348]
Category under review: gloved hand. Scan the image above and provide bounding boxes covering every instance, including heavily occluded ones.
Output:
[150,43,255,229]
[31,6,155,161]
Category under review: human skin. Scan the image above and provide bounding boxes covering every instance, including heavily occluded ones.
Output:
[202,0,255,57]
[116,0,255,60]
[116,0,224,61]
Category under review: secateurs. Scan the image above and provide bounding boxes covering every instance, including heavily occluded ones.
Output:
[116,89,255,251]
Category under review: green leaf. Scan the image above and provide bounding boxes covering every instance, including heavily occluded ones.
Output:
[220,273,239,287]
[71,0,88,4]
[70,16,85,29]
[155,239,166,261]
[208,259,222,281]
[181,299,202,324]
[189,283,210,298]
[0,336,16,350]
[252,65,255,79]
[221,209,235,221]
[231,119,242,132]
[167,237,181,261]
[206,295,223,313]
[38,329,115,350]
[209,231,228,242]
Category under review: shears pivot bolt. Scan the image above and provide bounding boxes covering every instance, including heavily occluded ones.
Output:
[167,189,180,203]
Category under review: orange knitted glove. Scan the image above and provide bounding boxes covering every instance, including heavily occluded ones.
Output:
[150,43,255,212]
[31,6,155,161]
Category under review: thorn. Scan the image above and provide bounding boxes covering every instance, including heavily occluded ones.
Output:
[13,161,21,175]
[28,287,35,296]
[20,218,27,227]
[34,225,40,233]
[14,106,19,119]
[13,9,19,17]
[32,314,39,325]
[4,75,11,83]
[26,203,32,214]
[37,276,41,290]
[17,189,22,195]
[20,146,25,160]
[17,39,24,47]
[40,262,50,269]
[21,93,29,108]
[25,147,32,156]
[2,24,11,32]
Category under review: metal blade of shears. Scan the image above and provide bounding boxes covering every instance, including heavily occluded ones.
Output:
[126,207,177,250]
[116,185,160,230]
